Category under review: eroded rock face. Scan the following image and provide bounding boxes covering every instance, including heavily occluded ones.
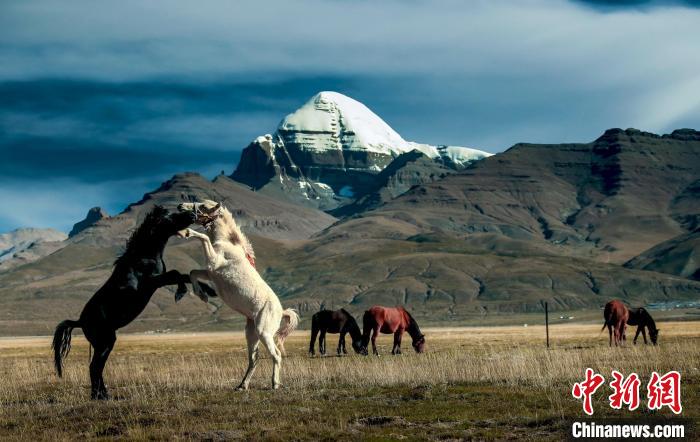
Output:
[231,92,491,210]
[69,207,110,238]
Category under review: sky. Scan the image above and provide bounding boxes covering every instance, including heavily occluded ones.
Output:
[1,0,699,232]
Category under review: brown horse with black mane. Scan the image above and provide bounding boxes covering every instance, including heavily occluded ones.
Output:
[361,306,425,355]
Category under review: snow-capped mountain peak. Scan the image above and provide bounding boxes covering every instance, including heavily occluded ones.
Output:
[279,91,409,155]
[232,91,493,211]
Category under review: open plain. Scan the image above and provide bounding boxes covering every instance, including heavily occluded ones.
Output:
[1,321,698,440]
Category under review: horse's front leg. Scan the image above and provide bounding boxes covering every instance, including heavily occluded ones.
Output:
[633,326,641,345]
[337,332,346,356]
[189,269,212,302]
[371,327,380,356]
[641,327,648,345]
[181,228,219,264]
[149,270,190,300]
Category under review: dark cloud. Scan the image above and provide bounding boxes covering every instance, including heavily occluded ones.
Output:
[574,0,700,9]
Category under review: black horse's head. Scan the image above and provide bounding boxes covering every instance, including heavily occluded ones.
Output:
[139,206,196,241]
[650,328,660,345]
[351,338,365,355]
[118,206,196,262]
[412,335,426,353]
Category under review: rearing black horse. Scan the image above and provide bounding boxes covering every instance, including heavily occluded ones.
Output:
[52,206,204,399]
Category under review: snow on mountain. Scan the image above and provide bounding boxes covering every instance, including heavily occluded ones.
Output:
[0,228,67,262]
[279,91,408,155]
[278,91,492,165]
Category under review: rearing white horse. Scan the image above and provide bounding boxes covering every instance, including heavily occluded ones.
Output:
[177,200,299,390]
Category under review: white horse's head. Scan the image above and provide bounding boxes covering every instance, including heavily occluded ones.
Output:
[178,199,256,266]
[177,199,222,229]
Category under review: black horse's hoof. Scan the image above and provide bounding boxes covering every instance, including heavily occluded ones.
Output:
[91,391,110,401]
[174,285,188,302]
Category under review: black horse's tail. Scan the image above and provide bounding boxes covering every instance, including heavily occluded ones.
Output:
[52,319,81,378]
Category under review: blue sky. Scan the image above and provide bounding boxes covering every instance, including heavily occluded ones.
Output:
[1,0,699,232]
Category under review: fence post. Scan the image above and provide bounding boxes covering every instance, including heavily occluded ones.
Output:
[545,301,549,348]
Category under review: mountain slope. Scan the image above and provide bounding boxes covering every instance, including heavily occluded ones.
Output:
[625,229,700,280]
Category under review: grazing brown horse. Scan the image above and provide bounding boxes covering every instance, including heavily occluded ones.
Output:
[627,307,660,345]
[309,309,364,356]
[361,306,425,356]
[602,300,628,347]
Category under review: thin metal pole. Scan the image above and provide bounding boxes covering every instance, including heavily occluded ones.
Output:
[545,301,550,348]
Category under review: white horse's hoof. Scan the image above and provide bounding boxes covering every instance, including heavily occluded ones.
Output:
[272,384,282,390]
[176,228,189,238]
[235,385,248,391]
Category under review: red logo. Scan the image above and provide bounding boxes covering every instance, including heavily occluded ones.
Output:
[573,369,682,415]
[572,368,606,415]
[647,371,682,414]
[608,370,641,411]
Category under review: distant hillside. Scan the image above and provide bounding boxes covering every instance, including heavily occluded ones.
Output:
[0,228,67,272]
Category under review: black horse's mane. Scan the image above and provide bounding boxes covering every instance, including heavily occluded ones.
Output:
[404,309,423,339]
[115,205,168,265]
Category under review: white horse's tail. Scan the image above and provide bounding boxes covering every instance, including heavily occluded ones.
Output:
[275,308,299,356]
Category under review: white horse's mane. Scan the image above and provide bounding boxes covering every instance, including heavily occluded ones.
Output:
[213,206,255,260]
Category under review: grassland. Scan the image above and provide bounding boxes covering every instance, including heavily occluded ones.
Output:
[1,322,698,440]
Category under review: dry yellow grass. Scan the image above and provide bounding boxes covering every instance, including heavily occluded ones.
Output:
[1,322,698,440]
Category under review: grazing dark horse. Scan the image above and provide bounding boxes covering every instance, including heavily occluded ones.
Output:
[309,309,364,356]
[601,300,629,347]
[627,307,660,345]
[52,206,205,399]
[361,306,425,356]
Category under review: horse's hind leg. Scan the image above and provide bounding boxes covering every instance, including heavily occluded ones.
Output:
[88,329,116,400]
[309,326,318,357]
[237,319,260,391]
[259,332,282,389]
[607,325,613,347]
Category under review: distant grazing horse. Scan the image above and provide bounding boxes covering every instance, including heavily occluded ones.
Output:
[602,300,629,347]
[627,307,660,345]
[361,306,425,355]
[52,206,204,399]
[177,200,299,390]
[309,309,364,356]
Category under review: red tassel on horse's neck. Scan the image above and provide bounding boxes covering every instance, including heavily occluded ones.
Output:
[246,253,256,268]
